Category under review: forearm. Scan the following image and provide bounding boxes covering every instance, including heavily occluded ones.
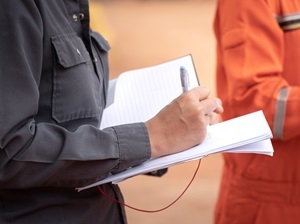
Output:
[0,121,150,188]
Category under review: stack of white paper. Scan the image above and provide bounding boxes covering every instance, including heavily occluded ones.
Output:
[78,111,273,190]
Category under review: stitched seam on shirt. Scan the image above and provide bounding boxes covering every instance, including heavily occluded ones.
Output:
[140,123,151,160]
[111,127,120,173]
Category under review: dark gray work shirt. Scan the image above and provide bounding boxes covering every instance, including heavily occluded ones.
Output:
[0,0,151,223]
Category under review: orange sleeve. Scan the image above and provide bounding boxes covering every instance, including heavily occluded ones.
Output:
[214,0,300,140]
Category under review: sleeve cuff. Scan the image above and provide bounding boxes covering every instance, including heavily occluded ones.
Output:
[112,122,151,174]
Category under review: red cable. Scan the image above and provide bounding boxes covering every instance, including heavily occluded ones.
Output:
[98,159,201,213]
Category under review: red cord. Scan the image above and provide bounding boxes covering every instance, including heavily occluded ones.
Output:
[98,159,201,213]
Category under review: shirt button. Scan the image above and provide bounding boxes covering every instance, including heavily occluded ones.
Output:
[79,13,84,20]
[76,49,81,56]
[73,14,78,22]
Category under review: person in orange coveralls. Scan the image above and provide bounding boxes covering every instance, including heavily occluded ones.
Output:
[213,0,300,223]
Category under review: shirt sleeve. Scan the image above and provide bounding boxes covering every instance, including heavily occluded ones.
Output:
[214,0,300,141]
[0,1,151,189]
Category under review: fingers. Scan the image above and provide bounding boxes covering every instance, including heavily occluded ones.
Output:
[184,86,222,109]
[188,86,210,101]
[200,98,220,115]
[209,112,222,125]
[192,86,223,113]
[214,104,224,114]
[146,85,224,159]
[213,98,224,114]
[179,86,223,124]
[185,86,223,125]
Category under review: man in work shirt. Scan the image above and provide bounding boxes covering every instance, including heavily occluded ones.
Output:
[0,1,223,223]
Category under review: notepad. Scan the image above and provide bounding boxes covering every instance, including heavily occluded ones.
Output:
[76,55,274,191]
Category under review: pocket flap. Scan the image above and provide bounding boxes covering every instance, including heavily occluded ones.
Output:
[51,33,90,68]
[90,32,111,52]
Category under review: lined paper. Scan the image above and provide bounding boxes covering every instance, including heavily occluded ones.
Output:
[100,55,198,129]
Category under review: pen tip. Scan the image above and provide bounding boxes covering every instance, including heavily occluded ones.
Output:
[180,66,185,70]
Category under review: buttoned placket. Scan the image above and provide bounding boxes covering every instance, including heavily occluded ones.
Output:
[78,0,98,66]
[72,12,85,22]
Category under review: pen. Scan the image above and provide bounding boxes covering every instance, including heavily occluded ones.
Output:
[180,66,189,92]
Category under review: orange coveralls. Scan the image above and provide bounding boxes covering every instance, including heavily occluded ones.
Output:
[214,0,300,223]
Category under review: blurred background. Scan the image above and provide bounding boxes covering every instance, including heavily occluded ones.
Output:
[90,0,223,223]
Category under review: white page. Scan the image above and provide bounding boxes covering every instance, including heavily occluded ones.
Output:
[77,140,273,189]
[77,110,273,191]
[100,55,198,129]
[108,139,273,185]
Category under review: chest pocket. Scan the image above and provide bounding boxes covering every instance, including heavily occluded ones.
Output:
[51,32,102,123]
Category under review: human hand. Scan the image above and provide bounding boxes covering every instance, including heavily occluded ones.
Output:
[208,101,224,125]
[145,86,223,158]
